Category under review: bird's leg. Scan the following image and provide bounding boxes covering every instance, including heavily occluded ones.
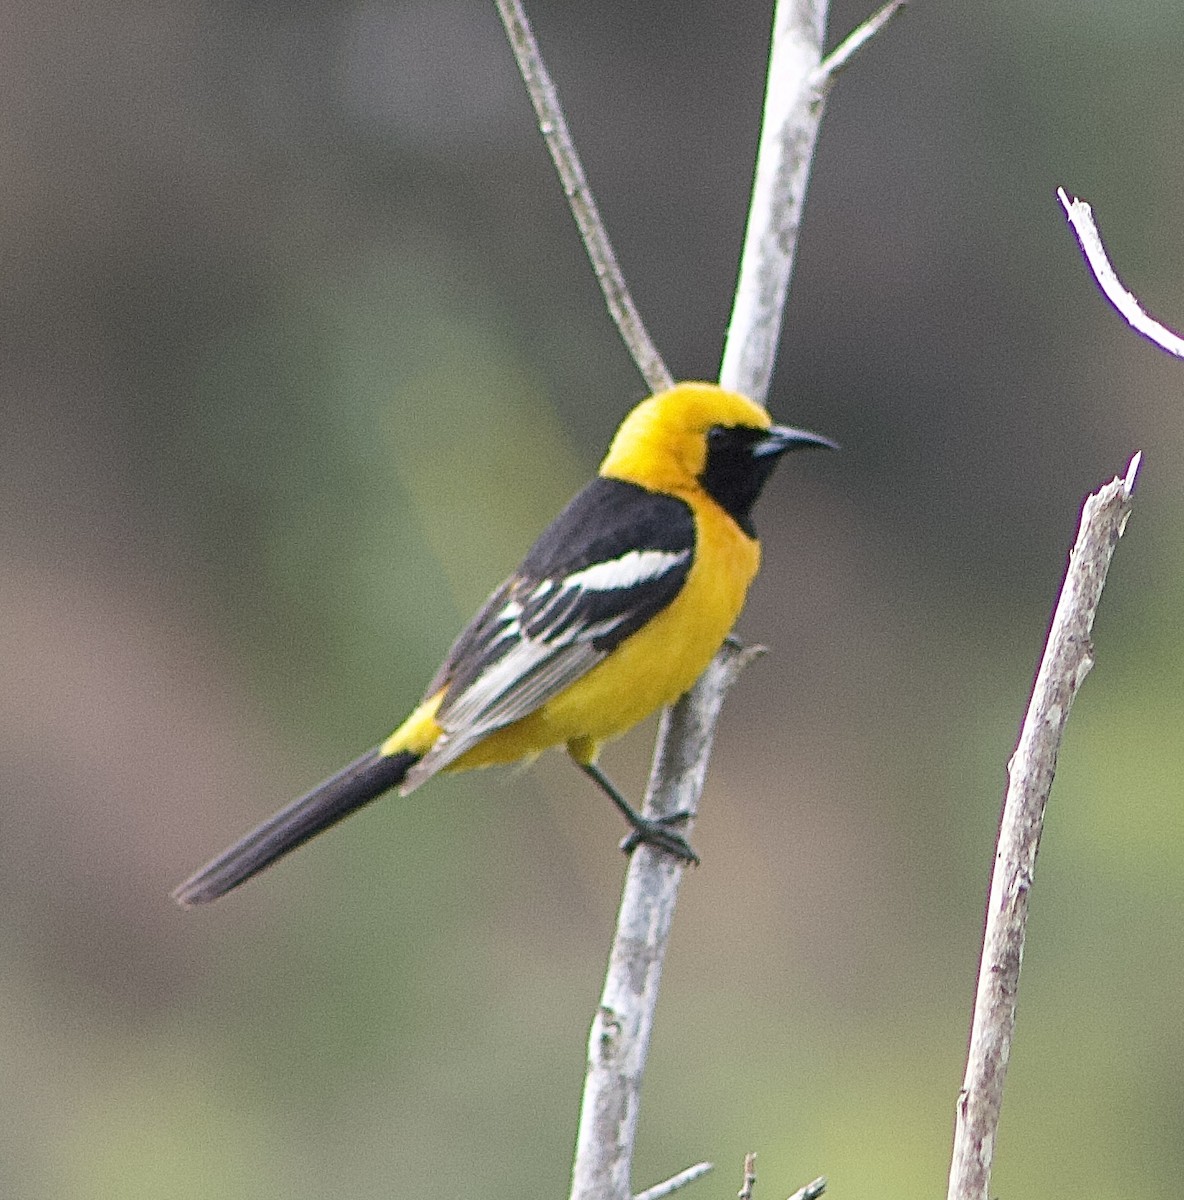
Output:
[577,760,699,866]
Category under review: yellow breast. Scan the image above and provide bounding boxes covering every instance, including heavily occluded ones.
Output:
[450,493,759,770]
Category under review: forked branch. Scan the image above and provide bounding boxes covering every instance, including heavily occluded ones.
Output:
[494,2,902,1197]
[722,0,905,401]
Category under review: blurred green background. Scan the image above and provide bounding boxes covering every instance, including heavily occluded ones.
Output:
[3,2,1184,1197]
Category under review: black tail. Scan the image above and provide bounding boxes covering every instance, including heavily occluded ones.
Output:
[172,747,418,907]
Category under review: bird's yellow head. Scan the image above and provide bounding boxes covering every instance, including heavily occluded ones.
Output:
[600,383,771,487]
[600,381,834,536]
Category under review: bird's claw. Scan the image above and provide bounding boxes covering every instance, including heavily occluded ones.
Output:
[619,810,699,866]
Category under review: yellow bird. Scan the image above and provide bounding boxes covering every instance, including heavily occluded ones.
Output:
[173,382,834,906]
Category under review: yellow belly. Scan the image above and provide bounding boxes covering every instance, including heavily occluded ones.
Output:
[422,497,761,773]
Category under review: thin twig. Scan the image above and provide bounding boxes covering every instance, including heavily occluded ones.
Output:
[493,0,673,392]
[739,1152,758,1200]
[632,1161,714,1200]
[815,0,906,87]
[785,1177,827,1200]
[946,452,1142,1200]
[1058,187,1184,358]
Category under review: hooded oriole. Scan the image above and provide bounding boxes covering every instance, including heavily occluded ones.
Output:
[173,382,834,906]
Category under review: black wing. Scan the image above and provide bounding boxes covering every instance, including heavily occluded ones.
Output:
[402,477,695,786]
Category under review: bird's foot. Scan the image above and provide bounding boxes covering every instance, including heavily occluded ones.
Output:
[619,810,699,866]
[576,759,700,866]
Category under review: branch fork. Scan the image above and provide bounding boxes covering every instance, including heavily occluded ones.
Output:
[494,2,903,1197]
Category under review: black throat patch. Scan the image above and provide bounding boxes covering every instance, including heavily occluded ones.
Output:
[698,425,781,537]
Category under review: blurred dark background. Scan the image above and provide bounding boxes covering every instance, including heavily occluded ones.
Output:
[3,2,1184,1197]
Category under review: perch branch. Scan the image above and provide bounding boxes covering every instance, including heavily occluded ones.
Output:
[496,2,902,1197]
[1058,187,1184,358]
[494,0,673,392]
[570,642,765,1200]
[946,452,1142,1200]
[570,0,898,1195]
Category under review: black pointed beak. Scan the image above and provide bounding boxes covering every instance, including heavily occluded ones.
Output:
[755,425,840,457]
